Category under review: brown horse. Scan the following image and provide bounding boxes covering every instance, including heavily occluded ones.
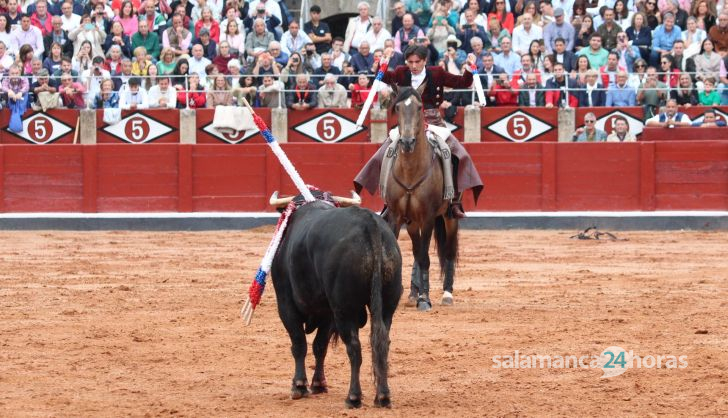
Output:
[384,87,459,312]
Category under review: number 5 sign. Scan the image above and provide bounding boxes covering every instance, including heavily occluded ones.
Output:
[289,110,367,143]
[3,112,74,144]
[483,109,557,143]
[99,111,178,144]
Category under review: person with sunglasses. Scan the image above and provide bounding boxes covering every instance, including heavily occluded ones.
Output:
[639,0,661,30]
[572,112,607,142]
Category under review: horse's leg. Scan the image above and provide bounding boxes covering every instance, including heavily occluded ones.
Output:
[441,217,459,306]
[405,263,420,307]
[411,222,434,312]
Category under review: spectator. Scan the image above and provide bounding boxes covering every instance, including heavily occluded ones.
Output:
[571,0,587,19]
[131,20,160,61]
[544,7,575,52]
[195,28,217,60]
[349,72,374,109]
[286,72,316,110]
[144,64,158,90]
[0,42,10,77]
[363,16,390,52]
[479,53,505,92]
[339,61,357,90]
[195,7,220,42]
[458,0,484,27]
[489,72,518,105]
[645,99,692,126]
[43,16,73,60]
[16,44,34,75]
[251,51,279,84]
[458,9,488,53]
[113,57,132,90]
[511,53,541,88]
[301,42,320,72]
[709,12,728,56]
[58,72,86,107]
[600,52,626,87]
[663,0,688,30]
[627,12,652,61]
[60,1,81,32]
[572,112,607,141]
[257,74,283,107]
[391,2,407,36]
[443,34,467,66]
[671,39,695,76]
[517,1,542,27]
[226,58,242,82]
[611,33,639,73]
[80,55,110,102]
[317,73,347,108]
[545,62,578,107]
[692,0,717,34]
[206,73,233,107]
[470,36,488,68]
[578,33,608,69]
[210,41,232,74]
[658,54,680,87]
[385,40,405,68]
[267,40,287,69]
[31,0,53,37]
[90,2,112,33]
[163,14,192,58]
[548,37,572,71]
[170,0,195,19]
[350,41,373,74]
[140,1,166,33]
[305,5,332,55]
[170,58,188,87]
[72,40,93,73]
[69,14,106,60]
[94,78,118,108]
[692,109,726,127]
[157,47,177,75]
[105,44,124,75]
[31,68,56,108]
[637,66,668,117]
[487,0,515,35]
[512,13,543,55]
[694,38,722,84]
[540,0,556,26]
[344,1,372,53]
[428,10,456,56]
[485,16,510,53]
[494,36,521,74]
[131,47,151,76]
[242,5,278,35]
[312,53,341,86]
[651,13,681,66]
[627,58,648,91]
[527,39,545,71]
[698,76,720,105]
[571,53,591,83]
[613,0,633,30]
[246,17,275,59]
[279,51,305,88]
[670,72,697,105]
[119,77,148,110]
[578,69,606,106]
[51,56,76,88]
[114,1,137,37]
[517,72,545,106]
[682,16,707,52]
[247,0,283,34]
[394,13,424,53]
[575,14,594,50]
[606,70,636,105]
[42,41,63,74]
[148,75,177,108]
[12,14,44,57]
[232,75,257,106]
[103,20,131,58]
[606,116,636,141]
[220,20,244,57]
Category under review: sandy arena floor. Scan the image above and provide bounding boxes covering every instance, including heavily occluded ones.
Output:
[1,229,727,417]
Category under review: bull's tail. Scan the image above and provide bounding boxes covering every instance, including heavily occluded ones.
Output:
[369,219,390,397]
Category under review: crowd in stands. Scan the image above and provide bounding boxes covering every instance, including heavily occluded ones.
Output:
[0,0,727,115]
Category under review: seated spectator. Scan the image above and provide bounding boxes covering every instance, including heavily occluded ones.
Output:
[286,72,317,110]
[114,1,137,37]
[627,12,652,61]
[173,72,204,108]
[350,41,373,74]
[51,56,77,87]
[31,0,53,37]
[112,57,132,91]
[170,58,188,87]
[670,39,695,77]
[494,36,520,75]
[206,73,233,107]
[60,1,82,32]
[43,41,63,74]
[637,66,668,117]
[232,75,257,106]
[707,13,728,56]
[384,40,405,68]
[226,59,242,83]
[58,72,86,108]
[577,33,608,69]
[162,14,192,58]
[329,37,349,70]
[301,42,321,72]
[256,74,284,107]
[552,37,576,72]
[489,72,518,105]
[670,72,698,105]
[349,72,375,109]
[511,54,541,88]
[157,47,177,75]
[577,69,606,106]
[12,14,45,58]
[469,36,488,68]
[645,99,692,127]
[697,76,721,105]
[0,40,12,75]
[69,14,106,60]
[312,52,341,86]
[517,72,545,106]
[80,56,110,102]
[694,38,721,85]
[148,75,177,108]
[663,0,688,30]
[650,13,681,66]
[682,16,707,52]
[573,112,607,142]
[242,3,280,38]
[393,13,424,53]
[119,77,148,110]
[338,61,357,90]
[545,62,578,107]
[131,20,160,61]
[105,44,124,75]
[606,71,636,106]
[571,54,591,83]
[606,116,636,142]
[31,68,57,109]
[596,7,621,51]
[280,52,305,88]
[90,3,112,34]
[364,16,390,51]
[575,14,594,51]
[526,39,545,72]
[485,16,511,53]
[245,17,275,60]
[517,1,543,27]
[428,10,456,57]
[612,32,640,73]
[103,21,131,58]
[15,44,34,75]
[459,12,488,56]
[211,41,233,74]
[317,73,347,108]
[512,13,543,55]
[94,78,119,108]
[188,43,211,78]
[220,20,244,57]
[267,40,288,69]
[131,47,151,76]
[195,7,220,42]
[195,28,217,60]
[487,0,515,35]
[44,16,74,59]
[692,109,727,127]
[658,54,680,87]
[144,64,158,91]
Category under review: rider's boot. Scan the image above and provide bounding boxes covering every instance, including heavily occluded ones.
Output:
[449,193,466,219]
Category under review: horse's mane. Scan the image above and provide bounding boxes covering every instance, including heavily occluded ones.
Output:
[389,87,422,115]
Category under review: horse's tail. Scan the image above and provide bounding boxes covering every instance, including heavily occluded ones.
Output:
[434,215,459,280]
[368,217,390,393]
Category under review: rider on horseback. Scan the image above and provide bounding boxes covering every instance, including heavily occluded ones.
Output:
[354,45,484,218]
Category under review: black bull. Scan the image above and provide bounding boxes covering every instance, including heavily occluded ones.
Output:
[271,201,403,408]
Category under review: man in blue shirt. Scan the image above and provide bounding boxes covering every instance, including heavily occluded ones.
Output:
[494,37,521,75]
[650,13,681,67]
[605,71,636,106]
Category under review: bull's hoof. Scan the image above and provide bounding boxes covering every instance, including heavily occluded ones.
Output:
[374,394,392,408]
[405,295,418,307]
[417,298,432,312]
[345,395,362,409]
[442,291,453,306]
[291,382,310,400]
[310,381,328,394]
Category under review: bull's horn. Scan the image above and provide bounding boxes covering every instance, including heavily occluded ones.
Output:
[269,191,295,207]
[333,191,362,206]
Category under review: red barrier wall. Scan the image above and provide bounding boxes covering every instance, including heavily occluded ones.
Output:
[480,107,558,142]
[96,110,180,144]
[1,142,727,213]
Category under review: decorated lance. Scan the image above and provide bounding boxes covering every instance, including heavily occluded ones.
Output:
[470,63,487,107]
[355,55,389,128]
[240,97,314,325]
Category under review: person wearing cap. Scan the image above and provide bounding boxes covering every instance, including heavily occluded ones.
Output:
[119,77,149,110]
[79,55,110,102]
[543,7,575,53]
[304,4,332,55]
[354,45,483,219]
[195,27,218,60]
[443,34,466,67]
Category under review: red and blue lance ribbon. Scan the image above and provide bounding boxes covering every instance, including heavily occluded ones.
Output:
[355,58,389,128]
[470,64,487,107]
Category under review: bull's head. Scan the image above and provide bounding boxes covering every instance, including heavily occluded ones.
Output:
[269,191,362,208]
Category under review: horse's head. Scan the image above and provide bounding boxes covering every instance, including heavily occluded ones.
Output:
[392,87,424,153]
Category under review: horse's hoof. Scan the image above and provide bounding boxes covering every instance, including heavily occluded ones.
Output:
[442,291,453,306]
[417,299,432,312]
[310,381,328,394]
[291,381,310,400]
[406,295,417,307]
[374,394,392,408]
[345,396,362,409]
